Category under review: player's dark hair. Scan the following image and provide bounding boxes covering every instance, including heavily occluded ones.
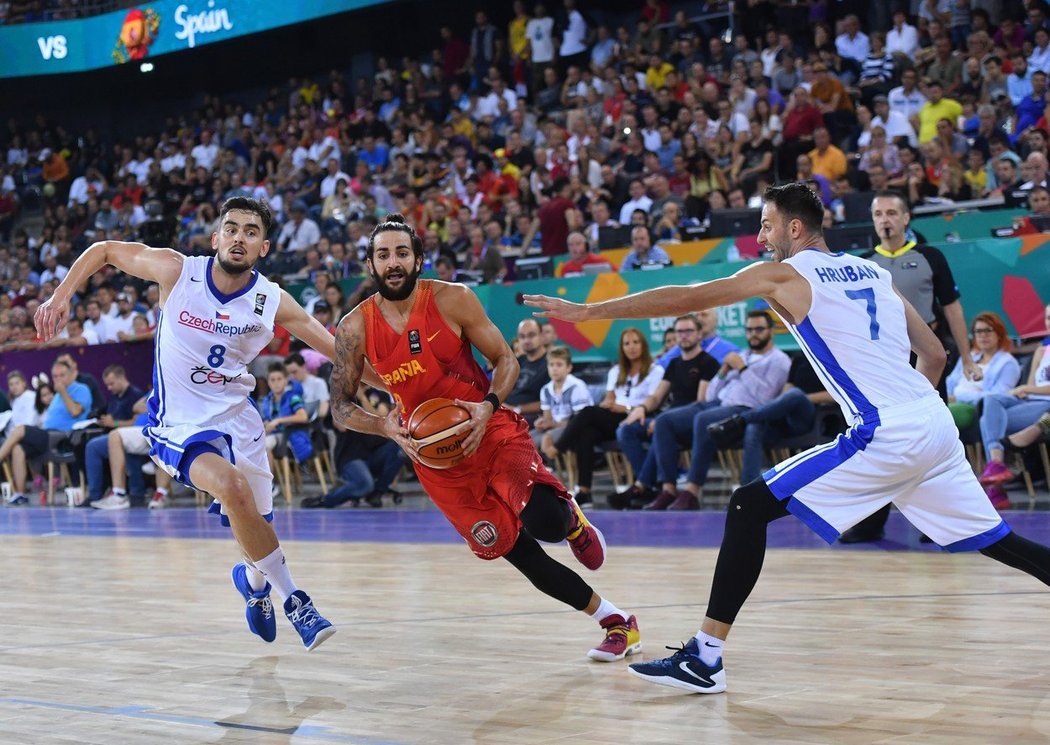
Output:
[367,213,423,261]
[763,182,825,233]
[219,196,273,234]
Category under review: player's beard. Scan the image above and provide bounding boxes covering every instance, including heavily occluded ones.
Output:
[217,250,256,275]
[372,262,421,301]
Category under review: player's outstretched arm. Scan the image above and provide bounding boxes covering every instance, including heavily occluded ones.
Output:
[35,240,183,341]
[523,262,796,322]
[329,310,420,462]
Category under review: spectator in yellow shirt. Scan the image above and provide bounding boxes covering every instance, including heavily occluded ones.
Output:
[645,53,675,91]
[917,80,962,143]
[807,127,848,181]
[508,0,530,61]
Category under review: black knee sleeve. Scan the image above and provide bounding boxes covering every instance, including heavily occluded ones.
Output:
[519,483,572,543]
[503,532,593,610]
[706,478,789,625]
[980,531,1050,587]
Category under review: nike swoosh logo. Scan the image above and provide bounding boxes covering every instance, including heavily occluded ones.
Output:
[704,642,721,648]
[678,661,716,686]
[427,330,440,342]
[190,277,202,282]
[253,433,263,442]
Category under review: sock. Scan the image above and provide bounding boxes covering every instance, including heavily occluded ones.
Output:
[242,560,268,592]
[590,597,626,624]
[695,630,724,666]
[254,546,298,603]
[113,487,126,497]
[156,487,169,496]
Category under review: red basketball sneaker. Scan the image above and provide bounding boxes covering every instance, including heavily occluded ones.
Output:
[588,614,642,662]
[566,498,606,571]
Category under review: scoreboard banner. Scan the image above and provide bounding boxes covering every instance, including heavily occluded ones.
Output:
[0,0,390,78]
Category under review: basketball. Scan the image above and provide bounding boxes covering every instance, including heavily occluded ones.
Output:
[407,398,473,469]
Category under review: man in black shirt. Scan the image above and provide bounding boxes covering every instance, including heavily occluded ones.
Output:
[610,314,720,508]
[505,318,549,420]
[707,354,837,483]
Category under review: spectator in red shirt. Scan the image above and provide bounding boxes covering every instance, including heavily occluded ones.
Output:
[640,0,670,25]
[537,177,576,256]
[780,86,826,181]
[441,26,470,83]
[557,231,616,276]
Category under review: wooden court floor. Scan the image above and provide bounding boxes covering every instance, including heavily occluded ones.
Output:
[1,535,1049,744]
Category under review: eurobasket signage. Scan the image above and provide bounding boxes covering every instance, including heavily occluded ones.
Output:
[0,0,390,78]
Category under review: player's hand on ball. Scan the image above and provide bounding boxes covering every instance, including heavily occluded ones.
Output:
[383,402,421,464]
[454,398,494,458]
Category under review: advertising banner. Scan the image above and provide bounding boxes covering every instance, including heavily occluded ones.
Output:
[481,237,1050,362]
[0,0,390,78]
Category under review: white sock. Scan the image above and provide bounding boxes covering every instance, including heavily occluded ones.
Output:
[695,630,724,666]
[242,560,268,592]
[113,487,126,497]
[254,546,298,603]
[156,487,169,496]
[590,598,626,624]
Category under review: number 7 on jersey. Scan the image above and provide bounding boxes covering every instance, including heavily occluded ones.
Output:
[845,288,880,340]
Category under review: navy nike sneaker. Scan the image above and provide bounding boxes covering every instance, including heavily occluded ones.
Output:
[628,637,726,694]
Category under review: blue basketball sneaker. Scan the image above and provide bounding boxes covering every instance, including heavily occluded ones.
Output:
[284,590,336,651]
[231,564,276,643]
[628,637,727,694]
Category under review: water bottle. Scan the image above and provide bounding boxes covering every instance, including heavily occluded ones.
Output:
[726,244,741,262]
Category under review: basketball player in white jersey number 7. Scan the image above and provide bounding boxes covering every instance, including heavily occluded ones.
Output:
[525,182,1050,694]
[35,197,338,651]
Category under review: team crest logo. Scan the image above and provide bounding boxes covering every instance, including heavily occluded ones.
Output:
[470,520,499,548]
[254,293,266,316]
[113,7,160,64]
[408,329,422,355]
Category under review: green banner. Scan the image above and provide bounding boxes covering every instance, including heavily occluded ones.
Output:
[483,261,774,361]
[911,209,1026,243]
[480,238,1050,363]
[287,275,364,308]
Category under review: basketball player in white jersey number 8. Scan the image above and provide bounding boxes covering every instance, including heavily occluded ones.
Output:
[35,197,354,651]
[525,182,1050,694]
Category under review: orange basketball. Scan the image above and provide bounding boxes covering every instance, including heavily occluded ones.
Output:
[407,398,473,469]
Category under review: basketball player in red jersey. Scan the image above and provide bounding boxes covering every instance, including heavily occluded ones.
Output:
[329,214,641,661]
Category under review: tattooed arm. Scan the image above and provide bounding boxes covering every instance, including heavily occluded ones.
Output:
[330,309,420,462]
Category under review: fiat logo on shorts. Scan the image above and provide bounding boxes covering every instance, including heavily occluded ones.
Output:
[470,520,498,547]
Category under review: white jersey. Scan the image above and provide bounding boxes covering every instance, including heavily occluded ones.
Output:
[146,256,281,428]
[780,249,932,424]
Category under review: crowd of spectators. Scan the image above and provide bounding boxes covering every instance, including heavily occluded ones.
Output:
[2,1,1050,508]
[9,1,1050,350]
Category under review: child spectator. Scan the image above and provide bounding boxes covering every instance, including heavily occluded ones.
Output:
[261,363,313,465]
[533,347,593,461]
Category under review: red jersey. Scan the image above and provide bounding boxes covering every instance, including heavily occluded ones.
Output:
[360,279,570,559]
[361,280,489,416]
